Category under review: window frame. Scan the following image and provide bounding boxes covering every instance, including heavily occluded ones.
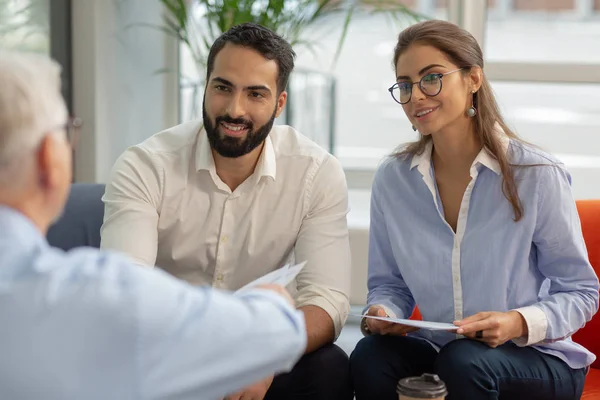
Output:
[50,0,73,114]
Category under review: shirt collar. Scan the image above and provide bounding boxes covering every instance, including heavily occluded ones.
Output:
[410,123,509,176]
[0,205,47,250]
[253,134,277,181]
[194,125,214,172]
[194,126,277,181]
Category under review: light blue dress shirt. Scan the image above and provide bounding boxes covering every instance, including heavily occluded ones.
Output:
[0,206,306,400]
[367,138,599,369]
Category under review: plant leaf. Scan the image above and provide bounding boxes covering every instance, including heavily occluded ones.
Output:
[330,2,356,70]
[157,0,422,73]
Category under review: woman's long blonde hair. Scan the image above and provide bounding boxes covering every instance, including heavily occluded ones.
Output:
[393,20,525,221]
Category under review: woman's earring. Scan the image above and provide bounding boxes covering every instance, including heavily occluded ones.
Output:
[412,125,417,132]
[466,90,477,117]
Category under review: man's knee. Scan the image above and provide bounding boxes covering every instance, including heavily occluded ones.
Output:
[306,343,349,372]
[298,344,351,399]
[291,343,350,384]
[268,344,351,400]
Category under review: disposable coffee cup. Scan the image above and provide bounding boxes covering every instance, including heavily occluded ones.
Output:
[397,373,448,400]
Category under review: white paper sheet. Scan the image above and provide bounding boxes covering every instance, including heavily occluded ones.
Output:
[236,261,307,293]
[350,314,459,331]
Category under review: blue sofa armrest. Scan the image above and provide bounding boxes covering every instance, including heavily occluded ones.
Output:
[47,183,106,250]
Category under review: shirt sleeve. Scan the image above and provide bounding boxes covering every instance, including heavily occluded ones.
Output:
[100,146,162,267]
[293,155,351,338]
[512,305,548,346]
[366,162,416,320]
[526,164,599,345]
[131,263,307,400]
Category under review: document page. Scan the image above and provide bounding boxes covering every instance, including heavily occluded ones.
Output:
[351,314,458,331]
[236,261,307,293]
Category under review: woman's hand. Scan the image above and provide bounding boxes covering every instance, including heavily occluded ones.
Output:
[454,311,528,348]
[365,306,419,336]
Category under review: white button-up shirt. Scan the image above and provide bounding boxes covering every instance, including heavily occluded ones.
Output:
[100,121,351,335]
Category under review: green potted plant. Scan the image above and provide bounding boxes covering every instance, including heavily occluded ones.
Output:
[156,0,420,71]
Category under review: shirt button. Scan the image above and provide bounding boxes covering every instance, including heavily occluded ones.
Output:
[221,236,228,244]
[216,273,224,281]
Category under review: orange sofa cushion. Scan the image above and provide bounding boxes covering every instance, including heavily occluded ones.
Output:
[582,368,600,399]
[573,200,600,370]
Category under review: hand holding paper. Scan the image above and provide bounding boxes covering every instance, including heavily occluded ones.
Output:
[236,261,307,293]
[353,306,458,335]
[360,306,419,336]
[355,314,458,331]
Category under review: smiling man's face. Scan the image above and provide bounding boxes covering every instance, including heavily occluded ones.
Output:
[203,43,287,158]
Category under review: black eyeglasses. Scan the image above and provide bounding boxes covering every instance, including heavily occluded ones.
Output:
[388,68,464,104]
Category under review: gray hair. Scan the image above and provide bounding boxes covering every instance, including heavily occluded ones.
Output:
[0,50,68,183]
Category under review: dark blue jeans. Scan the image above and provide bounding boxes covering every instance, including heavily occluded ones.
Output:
[350,335,587,400]
[265,343,353,400]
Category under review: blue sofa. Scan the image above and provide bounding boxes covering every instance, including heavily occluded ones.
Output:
[46,183,106,250]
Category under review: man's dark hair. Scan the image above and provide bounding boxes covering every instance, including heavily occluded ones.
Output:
[206,23,296,94]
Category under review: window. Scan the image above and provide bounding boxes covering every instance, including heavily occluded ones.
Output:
[0,0,51,53]
[0,0,72,110]
[486,0,600,64]
[491,81,600,199]
[483,0,600,200]
[293,1,448,168]
[1,0,74,176]
[180,34,201,123]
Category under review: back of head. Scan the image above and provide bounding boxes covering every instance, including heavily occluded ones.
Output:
[0,51,68,185]
[206,22,296,94]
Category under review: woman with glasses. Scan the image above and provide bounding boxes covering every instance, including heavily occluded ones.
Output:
[349,20,598,400]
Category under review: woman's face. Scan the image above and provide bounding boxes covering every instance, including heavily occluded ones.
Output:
[395,44,478,136]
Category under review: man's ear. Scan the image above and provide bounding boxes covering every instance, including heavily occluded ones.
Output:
[274,91,288,118]
[37,134,62,189]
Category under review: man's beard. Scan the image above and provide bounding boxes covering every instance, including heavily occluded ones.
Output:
[203,102,277,158]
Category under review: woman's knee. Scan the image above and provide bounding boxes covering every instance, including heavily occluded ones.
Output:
[349,335,390,372]
[434,339,491,382]
[350,335,404,399]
